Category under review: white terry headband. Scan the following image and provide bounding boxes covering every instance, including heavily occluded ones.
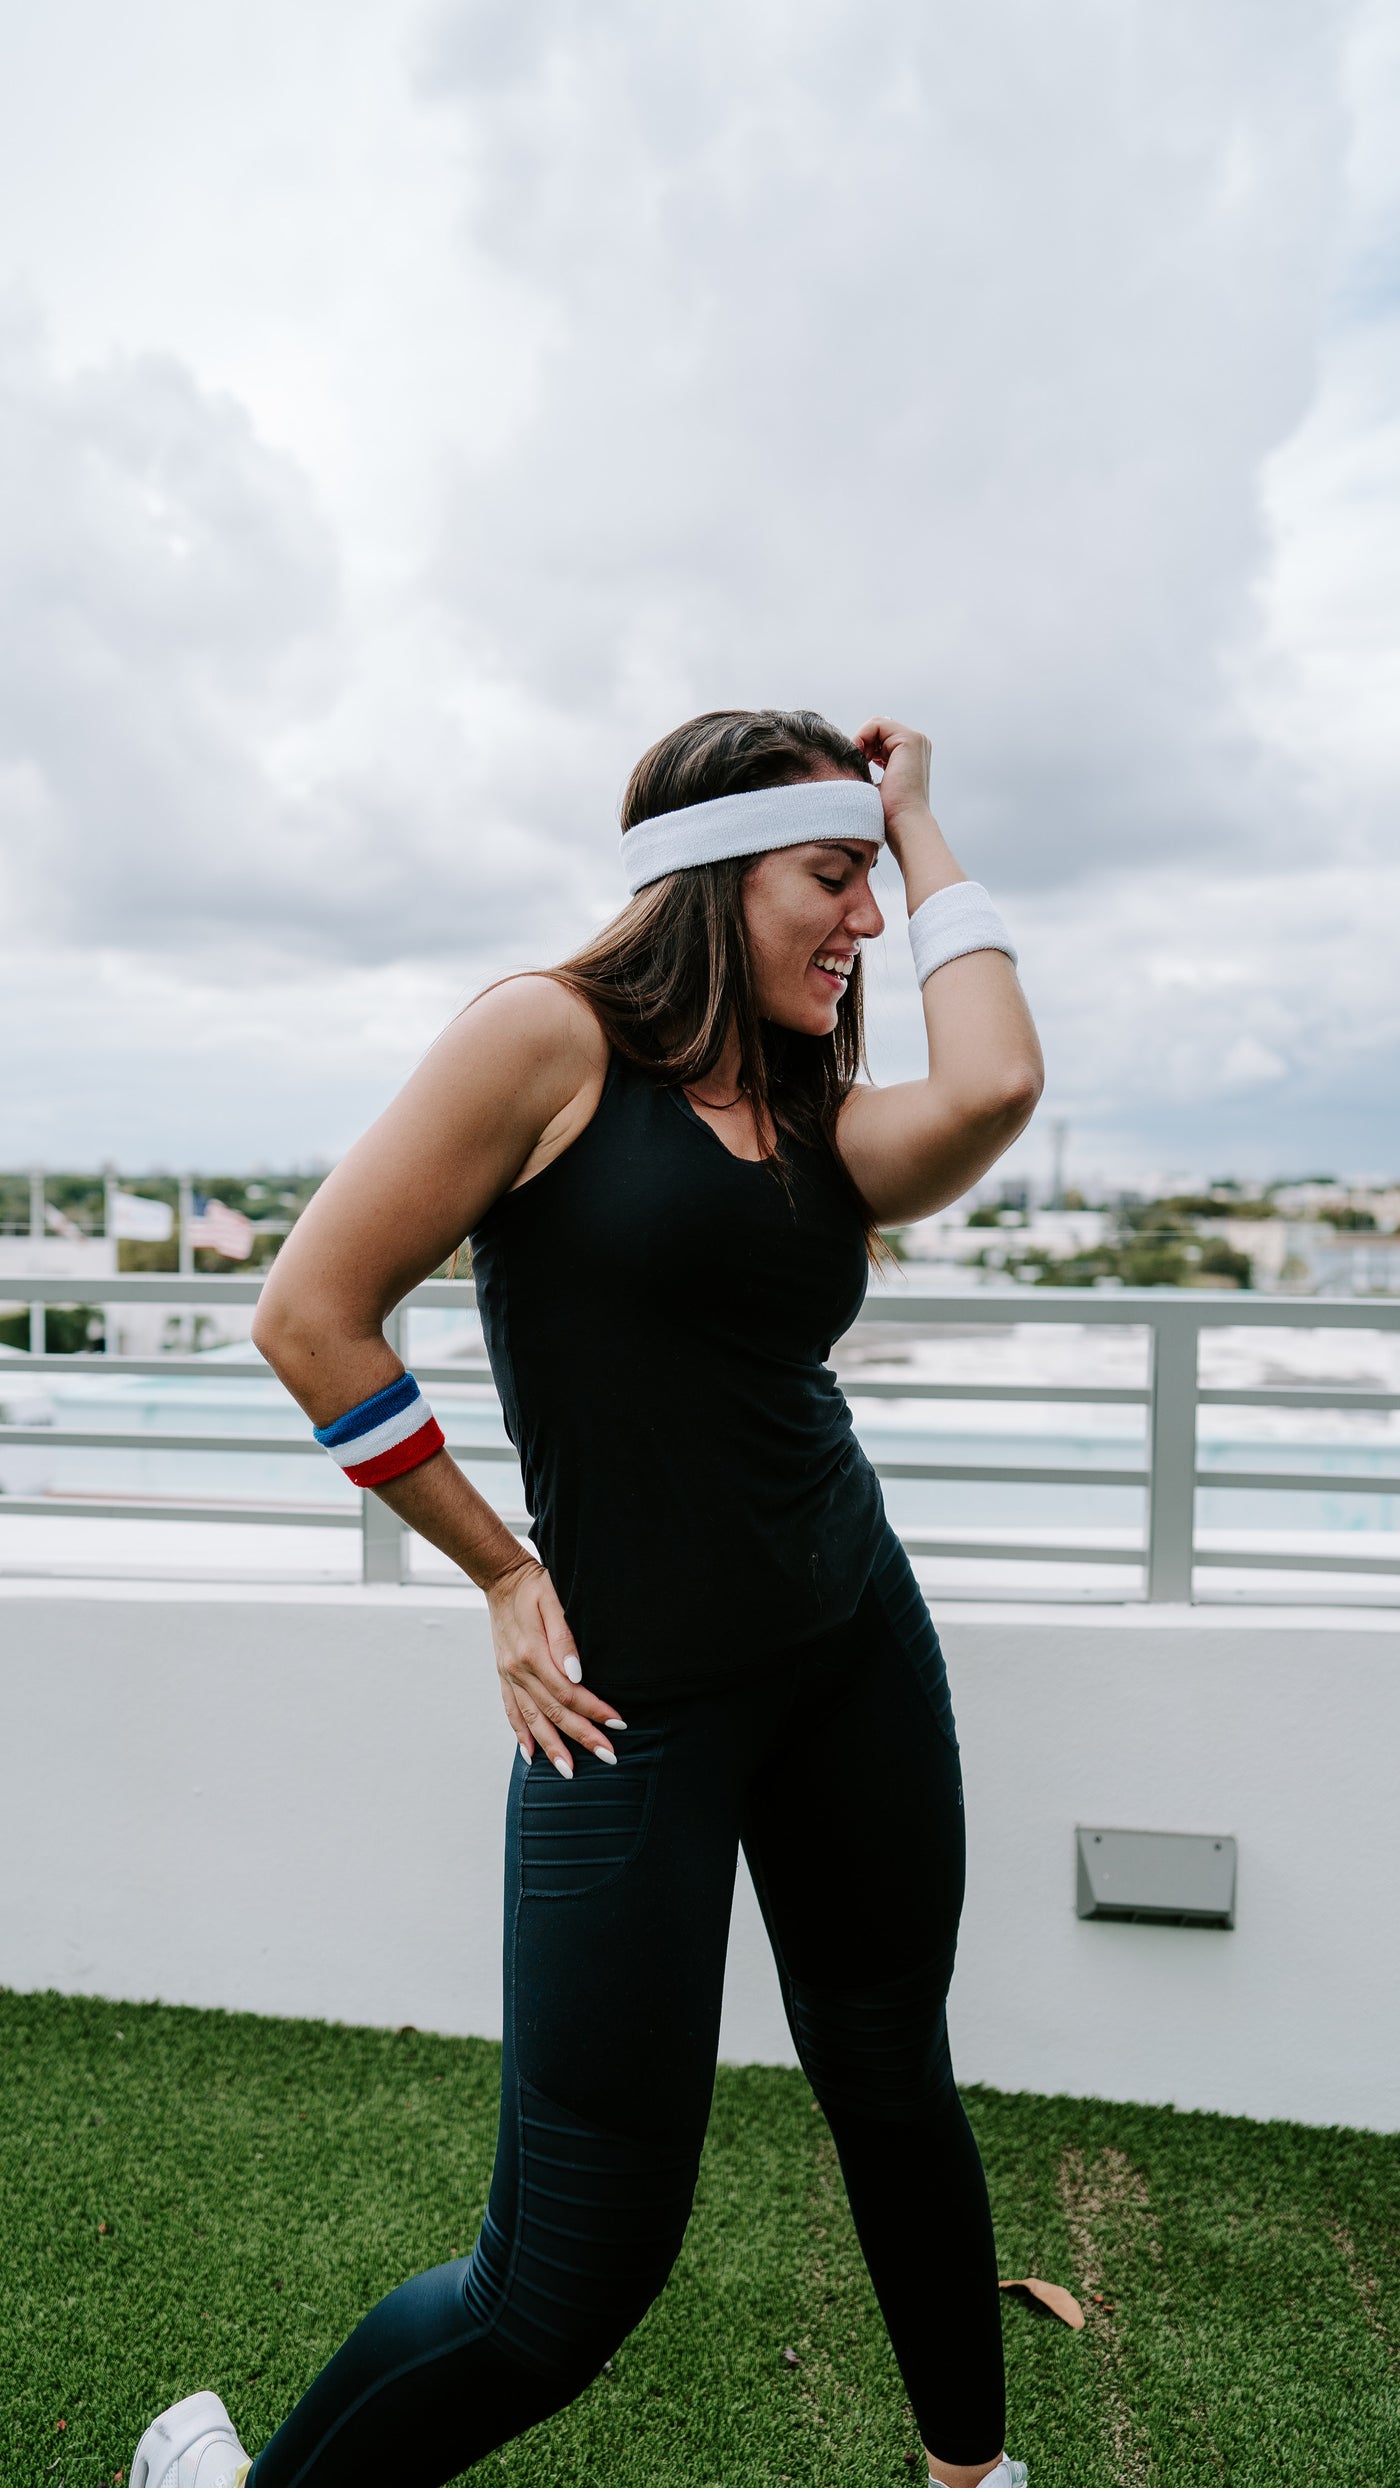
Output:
[621,778,886,895]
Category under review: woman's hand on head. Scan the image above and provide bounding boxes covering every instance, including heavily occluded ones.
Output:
[853,716,934,856]
[486,1556,626,1778]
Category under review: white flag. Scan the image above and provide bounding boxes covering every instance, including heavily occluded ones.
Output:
[111,1189,174,1242]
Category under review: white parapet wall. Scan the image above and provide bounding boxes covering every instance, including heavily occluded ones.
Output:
[1,1577,1396,2132]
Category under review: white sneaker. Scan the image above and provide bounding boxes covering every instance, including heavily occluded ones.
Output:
[131,2390,251,2488]
[931,2467,1028,2488]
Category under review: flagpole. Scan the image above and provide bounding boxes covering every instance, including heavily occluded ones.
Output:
[29,1165,44,1356]
[102,1159,117,1359]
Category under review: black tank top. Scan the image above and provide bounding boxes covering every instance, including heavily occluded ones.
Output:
[469,1049,886,1703]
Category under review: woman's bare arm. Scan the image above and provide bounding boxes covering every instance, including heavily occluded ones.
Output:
[836,719,1044,1225]
[251,975,622,1777]
[252,974,606,1423]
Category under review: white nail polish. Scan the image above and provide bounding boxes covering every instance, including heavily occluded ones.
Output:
[594,1747,618,1765]
[518,1743,531,1764]
[562,1654,583,1683]
[604,1716,628,1729]
[552,1754,573,1779]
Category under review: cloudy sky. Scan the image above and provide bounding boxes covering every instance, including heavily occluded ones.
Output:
[2,0,1396,1192]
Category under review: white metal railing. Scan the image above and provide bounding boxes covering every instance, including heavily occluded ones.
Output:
[2,1274,1399,1598]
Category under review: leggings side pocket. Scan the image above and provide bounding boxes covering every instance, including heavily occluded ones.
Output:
[517,1731,662,1900]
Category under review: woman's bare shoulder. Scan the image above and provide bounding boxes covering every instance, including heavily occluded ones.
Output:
[432,965,609,1169]
[450,971,610,1078]
[443,974,612,1192]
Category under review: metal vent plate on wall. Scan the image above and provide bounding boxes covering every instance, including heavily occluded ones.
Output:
[1076,1827,1236,1929]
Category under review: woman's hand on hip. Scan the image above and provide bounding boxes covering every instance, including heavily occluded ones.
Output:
[486,1556,625,1779]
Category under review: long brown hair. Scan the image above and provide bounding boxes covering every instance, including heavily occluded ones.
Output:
[547,707,884,1246]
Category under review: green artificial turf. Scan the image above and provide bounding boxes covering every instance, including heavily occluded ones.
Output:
[1,1988,1396,2487]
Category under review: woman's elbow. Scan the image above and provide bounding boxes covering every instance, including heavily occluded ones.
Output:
[973,1063,1044,1133]
[1004,1061,1046,1118]
[252,1271,385,1399]
[250,1284,319,1383]
[249,1293,291,1374]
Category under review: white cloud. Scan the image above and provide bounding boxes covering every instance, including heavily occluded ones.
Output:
[1217,1037,1290,1090]
[416,0,1353,886]
[0,296,595,965]
[0,294,338,950]
[0,0,1395,1180]
[968,853,1400,1181]
[1,938,482,1169]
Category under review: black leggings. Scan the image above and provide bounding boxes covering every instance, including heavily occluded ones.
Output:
[249,1526,1005,2483]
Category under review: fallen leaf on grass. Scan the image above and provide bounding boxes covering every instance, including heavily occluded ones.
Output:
[999,2276,1085,2329]
[781,2346,800,2366]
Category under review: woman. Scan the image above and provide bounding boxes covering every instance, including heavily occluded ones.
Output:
[132,709,1043,2488]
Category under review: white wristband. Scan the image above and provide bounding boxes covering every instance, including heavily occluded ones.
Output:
[908,881,1017,986]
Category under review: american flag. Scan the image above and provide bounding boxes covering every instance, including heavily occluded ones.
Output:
[189,1192,255,1261]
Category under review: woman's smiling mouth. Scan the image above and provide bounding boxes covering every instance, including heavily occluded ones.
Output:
[811,947,855,990]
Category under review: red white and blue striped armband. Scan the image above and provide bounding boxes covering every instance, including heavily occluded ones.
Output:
[313,1372,445,1489]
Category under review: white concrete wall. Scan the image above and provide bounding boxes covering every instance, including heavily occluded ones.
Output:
[2,1578,1396,2131]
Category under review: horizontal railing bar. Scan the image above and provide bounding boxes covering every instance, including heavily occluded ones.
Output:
[0,1275,482,1309]
[850,1290,1400,1330]
[0,1355,497,1384]
[3,1277,267,1307]
[836,1379,1151,1404]
[7,1273,1400,1329]
[0,1426,518,1459]
[0,1490,537,1533]
[0,1426,320,1453]
[15,1432,1395,1485]
[11,1366,1394,1414]
[874,1458,1147,1487]
[1194,1546,1400,1576]
[1194,1469,1400,1497]
[1,1357,1149,1407]
[897,1534,1142,1565]
[21,1365,1394,1415]
[1196,1387,1400,1410]
[2,1354,270,1379]
[7,1487,1390,1579]
[0,1497,360,1528]
[393,1364,495,1386]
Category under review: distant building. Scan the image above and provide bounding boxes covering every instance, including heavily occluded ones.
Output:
[0,1236,116,1283]
[1270,1181,1400,1227]
[901,1206,1110,1272]
[1305,1230,1400,1298]
[1200,1219,1400,1296]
